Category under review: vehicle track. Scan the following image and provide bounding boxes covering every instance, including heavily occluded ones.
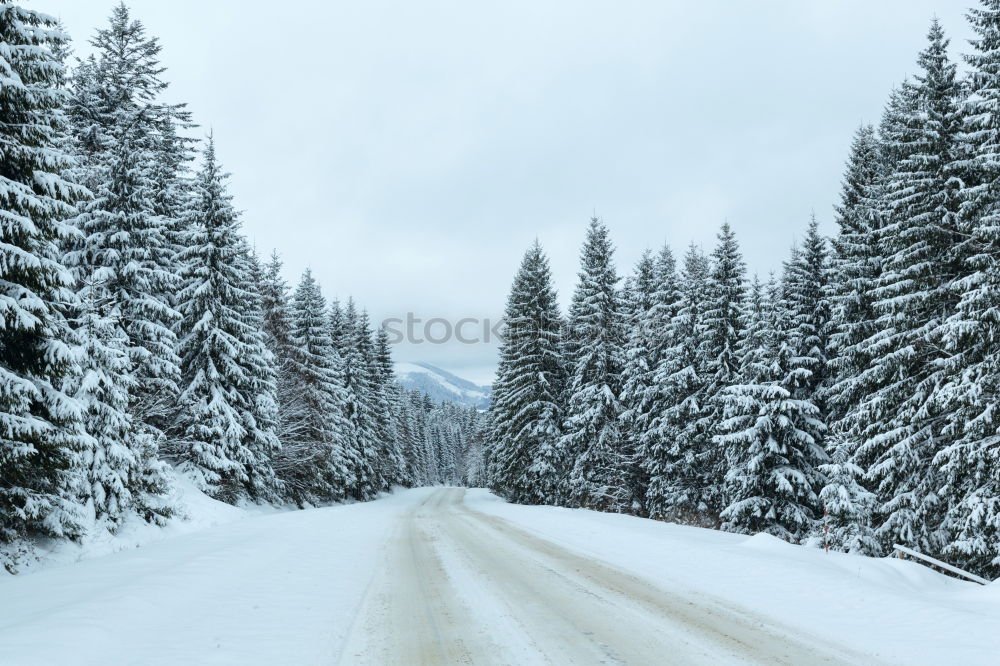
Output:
[339,488,873,665]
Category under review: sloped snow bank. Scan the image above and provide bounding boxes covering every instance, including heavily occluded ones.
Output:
[4,468,273,576]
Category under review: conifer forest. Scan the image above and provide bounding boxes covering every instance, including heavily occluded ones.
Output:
[486,12,1000,582]
[2,2,1000,664]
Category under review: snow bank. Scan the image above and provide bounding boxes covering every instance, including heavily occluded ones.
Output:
[0,487,438,665]
[465,489,1000,665]
[5,469,268,576]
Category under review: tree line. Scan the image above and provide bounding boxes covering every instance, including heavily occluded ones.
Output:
[487,9,1000,579]
[0,2,481,572]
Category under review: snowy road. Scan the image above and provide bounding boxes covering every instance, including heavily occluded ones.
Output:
[339,488,861,665]
[3,486,996,665]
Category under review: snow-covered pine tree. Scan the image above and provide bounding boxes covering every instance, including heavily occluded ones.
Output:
[643,244,713,524]
[824,104,912,558]
[826,125,887,427]
[701,223,747,519]
[256,250,315,503]
[68,4,195,238]
[715,274,771,514]
[616,251,655,514]
[259,251,295,353]
[817,430,878,554]
[619,245,677,516]
[64,4,183,441]
[69,114,181,428]
[932,0,1000,576]
[232,242,281,500]
[355,309,383,496]
[559,219,625,511]
[861,20,964,555]
[717,274,826,542]
[820,124,888,556]
[279,270,352,505]
[371,326,405,488]
[70,272,172,529]
[783,216,833,452]
[171,137,277,501]
[0,2,86,565]
[489,241,567,505]
[337,300,378,500]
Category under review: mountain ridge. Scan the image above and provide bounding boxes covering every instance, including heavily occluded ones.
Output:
[393,362,491,408]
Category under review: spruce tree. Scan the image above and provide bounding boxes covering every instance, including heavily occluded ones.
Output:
[826,125,887,428]
[620,245,677,515]
[560,218,625,510]
[643,244,713,524]
[64,5,185,440]
[824,118,898,559]
[861,20,963,554]
[783,217,833,451]
[172,137,277,501]
[932,0,1000,575]
[338,300,378,499]
[701,223,747,518]
[232,242,281,499]
[70,274,171,528]
[0,2,85,563]
[278,270,352,505]
[489,241,567,505]
[371,326,405,488]
[717,275,826,542]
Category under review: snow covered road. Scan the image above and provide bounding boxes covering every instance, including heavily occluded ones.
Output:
[341,488,861,665]
[2,487,997,665]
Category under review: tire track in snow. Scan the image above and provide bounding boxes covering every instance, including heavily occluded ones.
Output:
[339,488,877,665]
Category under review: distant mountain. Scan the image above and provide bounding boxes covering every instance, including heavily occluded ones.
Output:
[393,362,491,408]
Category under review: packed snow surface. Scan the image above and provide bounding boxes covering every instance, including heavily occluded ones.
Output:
[1,487,997,665]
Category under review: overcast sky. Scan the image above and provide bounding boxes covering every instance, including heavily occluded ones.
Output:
[40,0,973,384]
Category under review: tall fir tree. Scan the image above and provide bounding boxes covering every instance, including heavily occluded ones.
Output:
[0,2,86,565]
[783,217,833,451]
[371,326,405,489]
[64,4,184,441]
[861,20,964,555]
[717,274,826,542]
[933,0,1000,576]
[827,125,887,429]
[560,218,625,510]
[172,137,277,501]
[489,241,567,505]
[619,245,677,515]
[338,300,378,500]
[70,272,171,528]
[700,223,747,519]
[280,270,352,505]
[232,241,281,499]
[643,244,713,524]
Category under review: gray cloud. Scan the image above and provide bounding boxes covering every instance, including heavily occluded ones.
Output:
[43,0,974,384]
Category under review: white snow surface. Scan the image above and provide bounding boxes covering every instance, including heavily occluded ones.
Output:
[0,487,997,665]
[469,490,1000,665]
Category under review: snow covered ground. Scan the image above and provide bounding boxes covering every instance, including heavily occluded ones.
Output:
[1,487,997,665]
[470,490,1000,665]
